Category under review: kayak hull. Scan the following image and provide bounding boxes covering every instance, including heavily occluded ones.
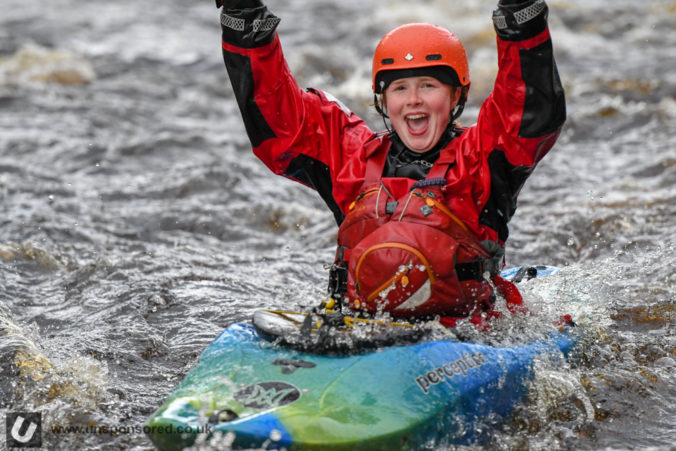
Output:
[147,321,575,450]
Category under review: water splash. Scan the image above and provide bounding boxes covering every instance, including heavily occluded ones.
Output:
[0,43,95,86]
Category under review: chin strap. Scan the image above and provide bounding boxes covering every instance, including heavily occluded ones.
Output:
[451,102,465,122]
[451,86,469,122]
[373,93,387,118]
[373,94,392,132]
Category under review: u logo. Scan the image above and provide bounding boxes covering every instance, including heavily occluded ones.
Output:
[6,412,42,448]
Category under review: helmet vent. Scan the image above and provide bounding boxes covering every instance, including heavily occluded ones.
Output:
[381,58,395,65]
[425,54,442,61]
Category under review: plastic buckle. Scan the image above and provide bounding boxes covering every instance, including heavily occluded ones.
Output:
[327,264,348,297]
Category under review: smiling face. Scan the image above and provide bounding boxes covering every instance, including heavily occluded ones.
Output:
[383,76,460,153]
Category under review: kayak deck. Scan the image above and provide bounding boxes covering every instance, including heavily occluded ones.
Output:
[147,320,575,450]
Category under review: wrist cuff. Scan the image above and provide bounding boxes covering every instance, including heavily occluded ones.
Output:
[220,6,280,48]
[493,0,548,41]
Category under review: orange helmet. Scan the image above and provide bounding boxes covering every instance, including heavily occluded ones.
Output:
[372,23,470,94]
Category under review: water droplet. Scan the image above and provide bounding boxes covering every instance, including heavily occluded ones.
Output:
[269,429,282,441]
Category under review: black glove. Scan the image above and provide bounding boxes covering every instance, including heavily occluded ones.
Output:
[215,0,264,9]
[493,0,547,40]
[219,0,279,48]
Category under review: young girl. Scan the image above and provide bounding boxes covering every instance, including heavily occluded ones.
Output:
[216,0,565,327]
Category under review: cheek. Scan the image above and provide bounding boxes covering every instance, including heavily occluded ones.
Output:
[384,95,398,113]
[430,96,453,118]
[385,97,405,121]
[432,107,452,126]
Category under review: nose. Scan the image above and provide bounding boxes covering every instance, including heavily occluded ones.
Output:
[405,86,422,105]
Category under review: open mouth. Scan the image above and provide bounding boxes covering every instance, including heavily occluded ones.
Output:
[405,113,429,134]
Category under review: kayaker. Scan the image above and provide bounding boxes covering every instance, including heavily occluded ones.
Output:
[216,0,566,327]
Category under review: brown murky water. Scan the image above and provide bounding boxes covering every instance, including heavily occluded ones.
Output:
[1,0,674,449]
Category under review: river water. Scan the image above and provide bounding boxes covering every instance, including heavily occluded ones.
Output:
[1,0,674,449]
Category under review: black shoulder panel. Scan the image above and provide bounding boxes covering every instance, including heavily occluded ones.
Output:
[518,40,566,138]
[284,154,345,225]
[479,150,532,242]
[222,49,276,148]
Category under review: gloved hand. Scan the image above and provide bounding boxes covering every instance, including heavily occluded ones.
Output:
[493,0,547,38]
[215,0,264,8]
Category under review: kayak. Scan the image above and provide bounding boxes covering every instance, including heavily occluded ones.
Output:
[146,266,576,450]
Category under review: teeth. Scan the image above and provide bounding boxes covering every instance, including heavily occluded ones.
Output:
[406,113,427,120]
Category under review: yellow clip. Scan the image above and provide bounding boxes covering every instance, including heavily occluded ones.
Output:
[426,198,435,207]
[325,298,336,309]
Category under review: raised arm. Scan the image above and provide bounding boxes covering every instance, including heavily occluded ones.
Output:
[468,0,566,243]
[480,0,566,164]
[217,0,374,219]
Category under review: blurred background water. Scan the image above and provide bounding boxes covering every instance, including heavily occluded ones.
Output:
[1,0,674,449]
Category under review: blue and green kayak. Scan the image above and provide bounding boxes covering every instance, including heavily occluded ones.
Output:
[146,266,577,450]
